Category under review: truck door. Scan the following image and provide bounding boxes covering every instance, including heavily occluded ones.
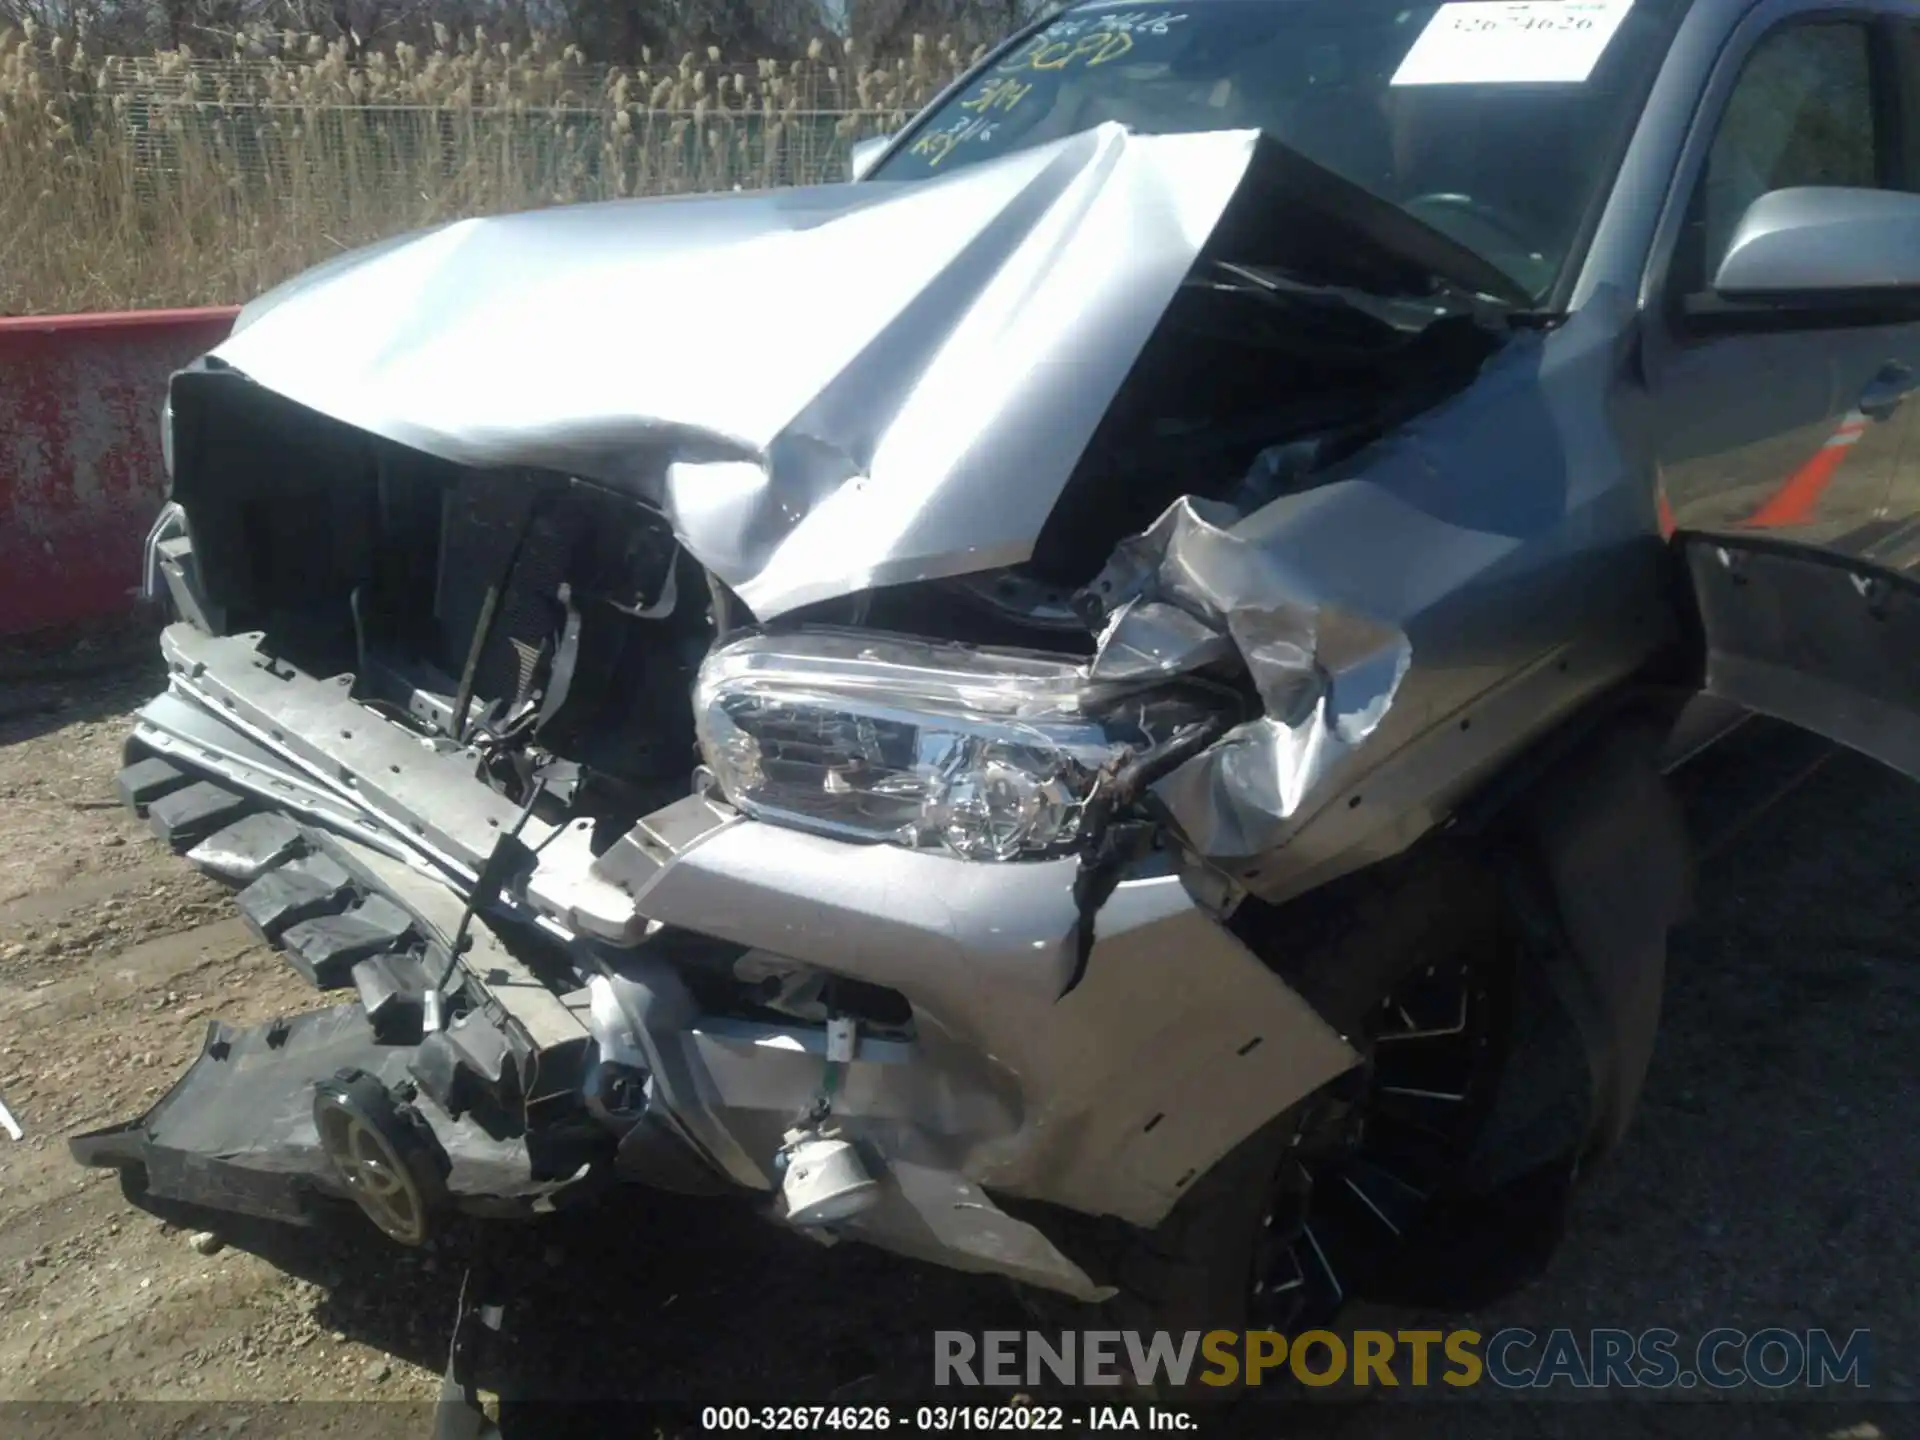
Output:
[1651,12,1920,777]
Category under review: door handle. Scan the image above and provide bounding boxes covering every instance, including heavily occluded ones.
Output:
[1860,362,1919,421]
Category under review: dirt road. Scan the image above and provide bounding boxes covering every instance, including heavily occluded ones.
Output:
[0,637,1909,1438]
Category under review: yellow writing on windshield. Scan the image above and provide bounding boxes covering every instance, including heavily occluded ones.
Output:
[994,9,1191,75]
[960,76,1034,115]
[909,118,994,169]
[907,9,1193,169]
[1001,28,1136,73]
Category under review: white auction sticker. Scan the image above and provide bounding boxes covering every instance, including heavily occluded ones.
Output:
[1391,0,1634,86]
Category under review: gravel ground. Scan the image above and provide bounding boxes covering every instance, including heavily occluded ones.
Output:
[0,638,1911,1439]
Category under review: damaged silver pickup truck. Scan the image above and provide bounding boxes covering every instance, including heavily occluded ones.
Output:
[69,0,1920,1346]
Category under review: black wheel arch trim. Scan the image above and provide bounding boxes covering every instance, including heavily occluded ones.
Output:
[1499,713,1692,1163]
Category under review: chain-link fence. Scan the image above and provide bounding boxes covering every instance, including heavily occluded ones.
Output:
[110,99,897,199]
[2,33,977,312]
[88,42,970,195]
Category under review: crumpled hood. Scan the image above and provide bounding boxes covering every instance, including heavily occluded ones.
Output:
[210,124,1265,618]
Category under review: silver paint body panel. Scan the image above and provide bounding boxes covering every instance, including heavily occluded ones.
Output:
[119,0,1920,1294]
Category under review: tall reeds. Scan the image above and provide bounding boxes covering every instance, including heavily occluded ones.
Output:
[0,25,979,314]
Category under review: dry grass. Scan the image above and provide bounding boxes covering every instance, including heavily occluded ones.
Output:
[0,25,979,315]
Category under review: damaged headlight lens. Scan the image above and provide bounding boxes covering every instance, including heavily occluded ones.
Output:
[694,629,1212,860]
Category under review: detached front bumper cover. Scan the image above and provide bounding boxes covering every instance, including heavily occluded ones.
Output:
[72,1005,425,1227]
[71,802,600,1237]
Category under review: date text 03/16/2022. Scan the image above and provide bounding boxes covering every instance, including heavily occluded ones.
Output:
[699,1406,1195,1432]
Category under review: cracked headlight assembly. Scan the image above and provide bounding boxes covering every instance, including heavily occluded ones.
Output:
[695,629,1224,860]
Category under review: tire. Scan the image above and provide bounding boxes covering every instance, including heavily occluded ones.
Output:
[1019,843,1516,1388]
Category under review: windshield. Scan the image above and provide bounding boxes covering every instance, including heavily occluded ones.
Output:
[872,0,1682,299]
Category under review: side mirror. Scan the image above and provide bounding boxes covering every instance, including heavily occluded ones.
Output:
[848,133,895,182]
[1713,186,1920,302]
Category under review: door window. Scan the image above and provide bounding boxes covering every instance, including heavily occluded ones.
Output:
[1673,22,1882,296]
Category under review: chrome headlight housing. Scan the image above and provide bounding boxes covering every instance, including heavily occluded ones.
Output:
[695,628,1220,860]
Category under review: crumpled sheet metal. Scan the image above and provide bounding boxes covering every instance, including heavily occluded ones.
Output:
[1088,496,1412,857]
[207,123,1266,620]
[1088,284,1658,865]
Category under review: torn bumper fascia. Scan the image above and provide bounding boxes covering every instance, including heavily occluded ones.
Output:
[70,827,597,1226]
[70,1005,577,1227]
[1082,286,1679,895]
[120,624,1358,1294]
[617,822,1357,1224]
